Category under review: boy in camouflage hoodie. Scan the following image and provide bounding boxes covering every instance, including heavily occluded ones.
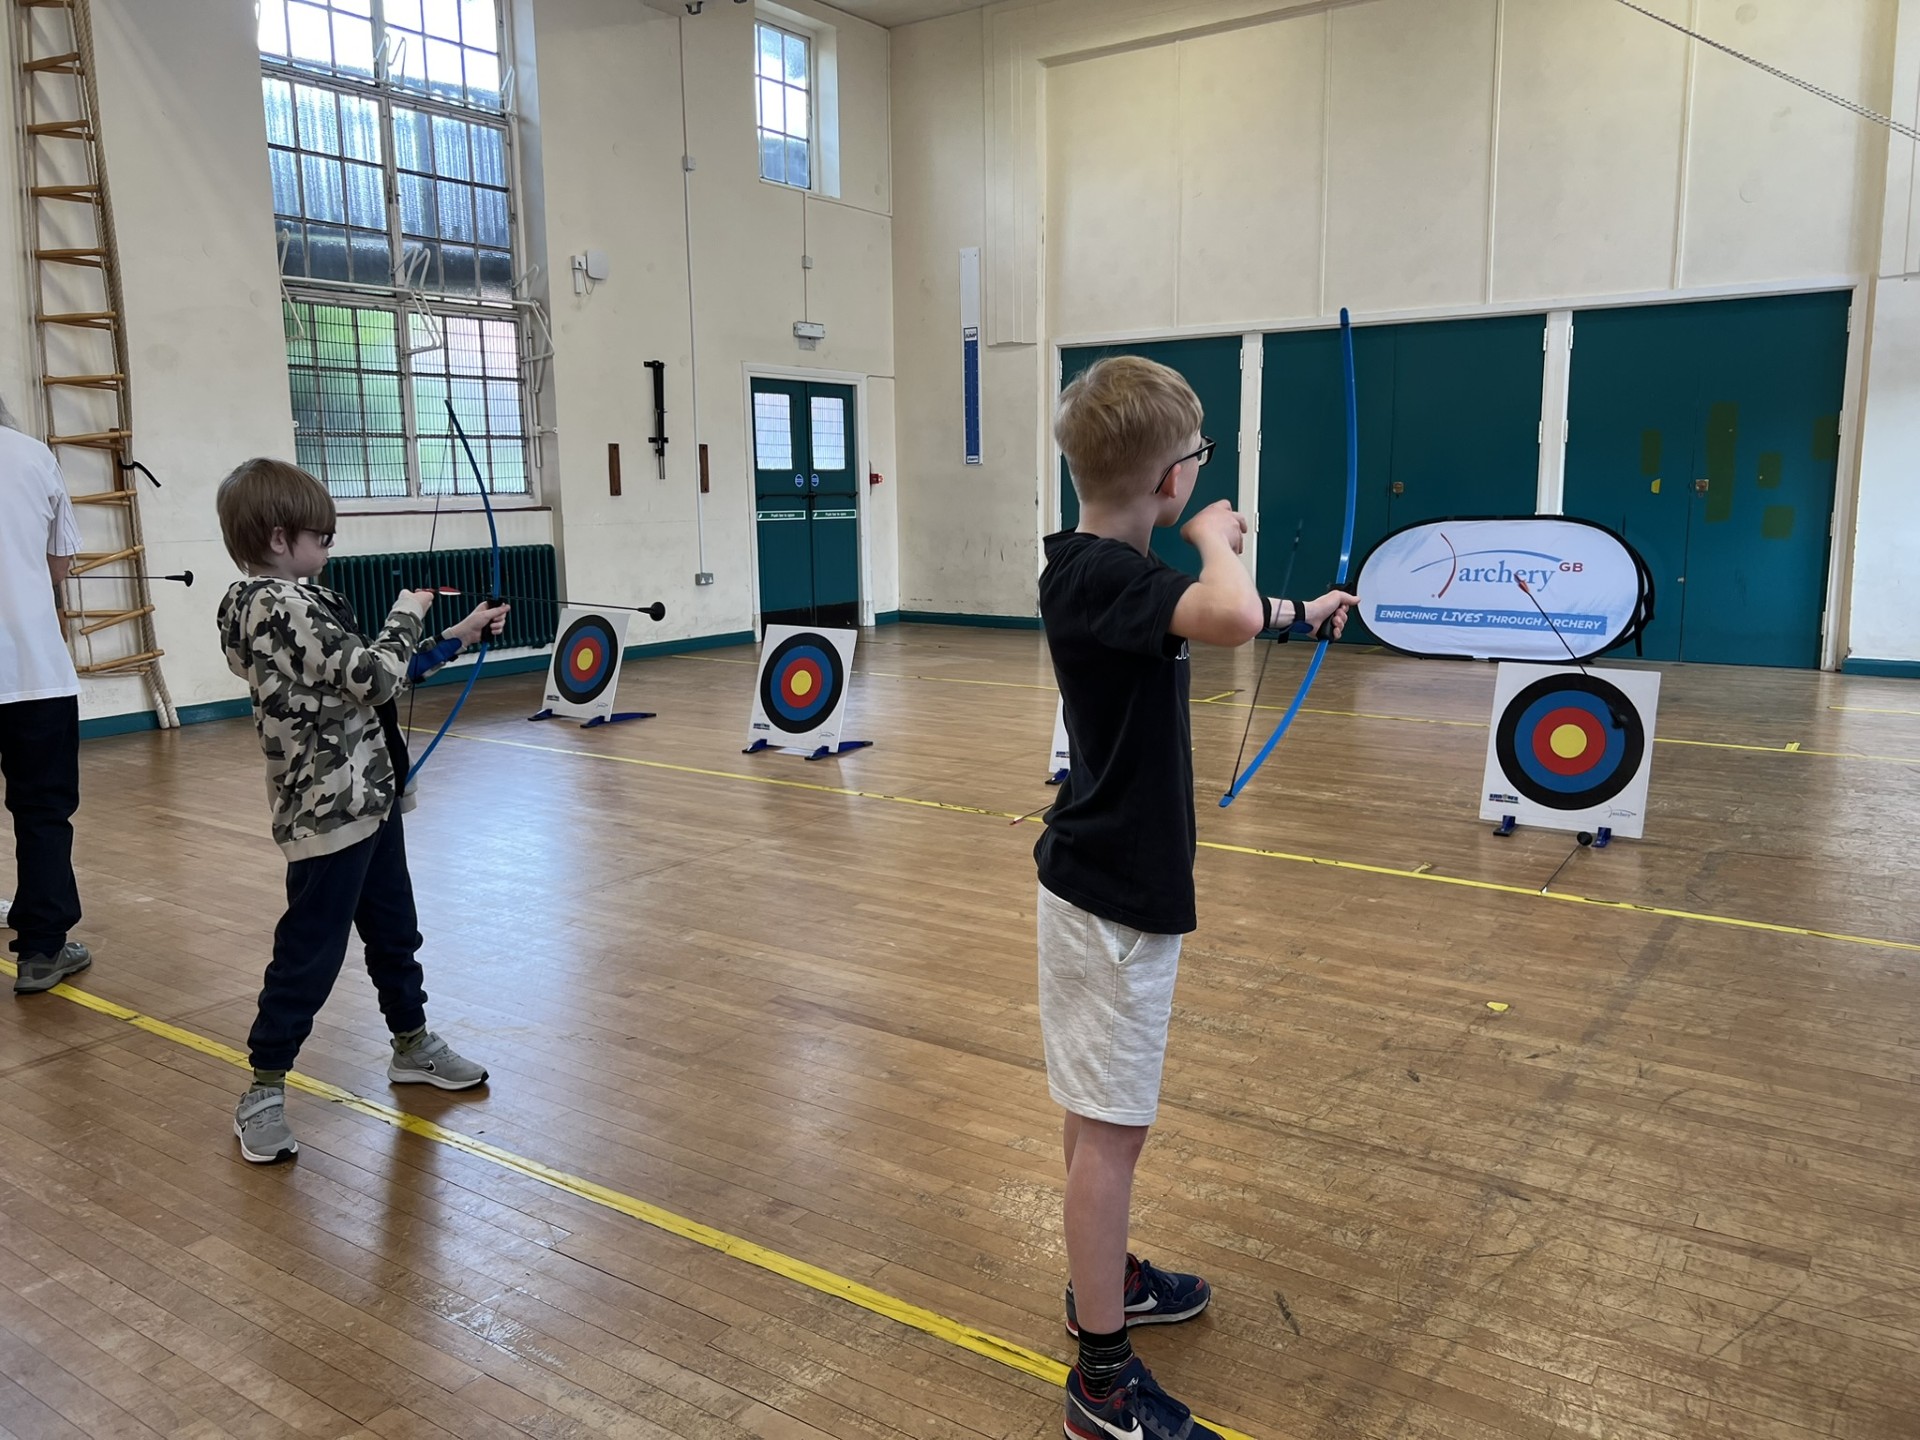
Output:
[215,458,507,1163]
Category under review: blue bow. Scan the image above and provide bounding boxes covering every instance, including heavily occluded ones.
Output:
[406,400,502,785]
[1219,307,1359,807]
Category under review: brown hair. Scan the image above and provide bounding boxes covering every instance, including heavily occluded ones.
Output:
[1054,355,1204,504]
[215,457,336,569]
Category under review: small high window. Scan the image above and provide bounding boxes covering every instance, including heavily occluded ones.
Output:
[755,21,811,190]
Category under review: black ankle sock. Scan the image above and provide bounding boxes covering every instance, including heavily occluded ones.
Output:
[1077,1325,1132,1400]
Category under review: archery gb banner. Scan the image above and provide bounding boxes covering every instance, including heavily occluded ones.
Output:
[1356,517,1654,662]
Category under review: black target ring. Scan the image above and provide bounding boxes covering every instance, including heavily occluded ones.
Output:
[759,631,846,735]
[553,614,620,706]
[1493,673,1644,811]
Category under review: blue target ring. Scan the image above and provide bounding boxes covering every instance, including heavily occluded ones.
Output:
[1494,673,1643,810]
[760,633,846,734]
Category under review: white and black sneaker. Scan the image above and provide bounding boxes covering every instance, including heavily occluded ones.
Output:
[1065,1253,1211,1337]
[387,1030,488,1090]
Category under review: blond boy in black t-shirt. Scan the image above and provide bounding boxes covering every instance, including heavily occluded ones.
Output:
[1039,356,1353,1440]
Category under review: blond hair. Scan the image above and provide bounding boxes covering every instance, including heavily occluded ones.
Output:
[216,457,336,569]
[1054,355,1204,504]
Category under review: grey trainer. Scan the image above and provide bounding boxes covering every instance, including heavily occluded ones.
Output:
[13,941,92,994]
[387,1031,488,1090]
[234,1086,298,1163]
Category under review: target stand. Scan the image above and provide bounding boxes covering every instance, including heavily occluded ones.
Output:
[1047,698,1070,785]
[1480,663,1661,841]
[532,609,651,729]
[744,625,868,761]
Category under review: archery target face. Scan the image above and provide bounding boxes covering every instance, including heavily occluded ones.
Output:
[748,625,858,751]
[545,608,633,719]
[1479,663,1661,838]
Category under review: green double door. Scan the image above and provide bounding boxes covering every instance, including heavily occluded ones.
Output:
[1562,292,1849,667]
[1258,314,1545,641]
[1058,337,1242,576]
[753,378,860,629]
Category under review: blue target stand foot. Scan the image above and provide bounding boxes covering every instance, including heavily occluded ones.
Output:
[529,708,655,729]
[740,738,873,759]
[1492,815,1517,837]
[1592,826,1613,849]
[1048,767,1068,786]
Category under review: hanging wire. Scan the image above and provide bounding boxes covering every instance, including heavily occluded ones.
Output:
[1612,0,1920,145]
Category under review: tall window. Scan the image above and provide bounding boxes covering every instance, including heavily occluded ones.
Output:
[260,0,531,502]
[755,21,811,190]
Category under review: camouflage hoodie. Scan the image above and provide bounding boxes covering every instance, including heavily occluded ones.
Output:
[219,577,431,860]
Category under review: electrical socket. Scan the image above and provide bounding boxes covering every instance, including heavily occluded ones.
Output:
[695,572,715,586]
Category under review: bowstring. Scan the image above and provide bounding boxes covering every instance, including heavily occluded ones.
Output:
[1224,519,1304,799]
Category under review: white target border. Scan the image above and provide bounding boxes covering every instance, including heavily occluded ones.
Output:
[746,623,860,755]
[1478,662,1662,839]
[543,607,634,722]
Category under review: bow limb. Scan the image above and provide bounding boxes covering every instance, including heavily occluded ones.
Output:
[406,402,504,786]
[1218,307,1360,808]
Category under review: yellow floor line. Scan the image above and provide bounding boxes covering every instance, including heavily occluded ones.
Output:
[670,655,1920,763]
[430,729,1920,955]
[1828,705,1920,717]
[1,957,1256,1440]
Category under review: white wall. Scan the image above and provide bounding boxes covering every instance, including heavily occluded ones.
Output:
[0,0,898,726]
[892,0,1909,644]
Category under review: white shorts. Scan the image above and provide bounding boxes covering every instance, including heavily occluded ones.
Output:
[1036,883,1184,1127]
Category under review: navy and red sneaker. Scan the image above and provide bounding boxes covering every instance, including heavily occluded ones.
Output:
[1064,1253,1211,1337]
[1064,1357,1223,1440]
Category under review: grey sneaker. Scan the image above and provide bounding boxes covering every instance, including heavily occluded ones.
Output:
[13,941,92,994]
[387,1031,488,1090]
[234,1086,298,1163]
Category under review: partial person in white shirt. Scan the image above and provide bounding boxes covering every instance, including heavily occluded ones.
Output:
[0,393,91,994]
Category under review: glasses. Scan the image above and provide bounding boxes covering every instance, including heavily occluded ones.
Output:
[300,529,336,549]
[1154,436,1215,495]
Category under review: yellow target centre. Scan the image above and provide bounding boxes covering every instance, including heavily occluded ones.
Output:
[790,671,814,698]
[573,651,594,676]
[1550,723,1589,759]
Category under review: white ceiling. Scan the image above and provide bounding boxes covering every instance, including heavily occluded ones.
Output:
[819,0,1001,28]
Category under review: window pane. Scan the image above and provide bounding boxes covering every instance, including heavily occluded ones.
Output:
[426,36,464,97]
[399,173,436,236]
[465,48,502,109]
[332,8,375,76]
[470,124,506,187]
[345,161,384,229]
[785,32,808,85]
[437,180,474,240]
[440,243,478,295]
[356,308,397,368]
[810,396,846,470]
[422,0,461,41]
[262,78,295,146]
[785,84,808,141]
[478,249,514,302]
[269,150,301,215]
[300,154,344,222]
[430,115,472,178]
[278,221,308,277]
[758,25,783,79]
[339,93,381,162]
[387,0,423,30]
[349,229,389,283]
[308,224,350,281]
[392,107,430,171]
[753,392,793,471]
[758,78,782,133]
[295,83,339,154]
[259,2,290,59]
[475,189,509,248]
[286,2,333,68]
[785,137,809,189]
[758,134,782,183]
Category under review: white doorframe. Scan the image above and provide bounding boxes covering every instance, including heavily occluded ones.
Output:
[740,363,875,634]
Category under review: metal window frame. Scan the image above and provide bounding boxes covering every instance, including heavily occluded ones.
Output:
[262,0,535,508]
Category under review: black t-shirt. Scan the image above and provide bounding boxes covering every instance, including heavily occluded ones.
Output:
[1034,530,1198,934]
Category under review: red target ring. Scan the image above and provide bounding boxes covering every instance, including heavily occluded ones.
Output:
[1531,705,1608,775]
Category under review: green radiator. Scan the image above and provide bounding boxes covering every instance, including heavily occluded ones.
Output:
[323,544,559,651]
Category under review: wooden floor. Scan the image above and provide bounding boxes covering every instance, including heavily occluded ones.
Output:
[3,625,1919,1440]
